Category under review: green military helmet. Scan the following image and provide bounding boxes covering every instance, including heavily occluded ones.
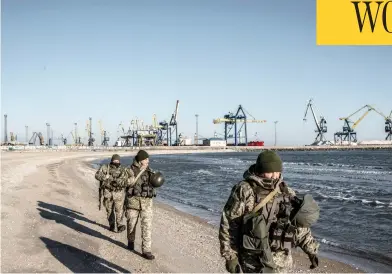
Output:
[150,171,165,188]
[291,194,320,227]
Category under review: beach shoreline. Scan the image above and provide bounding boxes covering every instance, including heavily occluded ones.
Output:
[1,150,364,273]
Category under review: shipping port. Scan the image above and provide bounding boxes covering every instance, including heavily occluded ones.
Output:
[1,99,391,148]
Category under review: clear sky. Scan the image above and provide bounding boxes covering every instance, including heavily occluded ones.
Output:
[1,0,391,146]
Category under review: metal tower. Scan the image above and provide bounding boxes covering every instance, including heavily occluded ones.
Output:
[303,98,330,145]
[213,105,266,146]
[385,111,392,141]
[87,117,95,146]
[156,100,180,146]
[334,105,375,144]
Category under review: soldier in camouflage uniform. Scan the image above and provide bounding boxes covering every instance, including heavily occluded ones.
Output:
[219,150,320,273]
[95,154,129,233]
[124,150,156,260]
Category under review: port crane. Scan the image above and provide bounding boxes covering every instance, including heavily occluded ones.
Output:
[131,117,159,147]
[118,121,133,146]
[72,123,82,145]
[386,111,392,140]
[213,105,266,146]
[55,134,67,145]
[370,109,392,141]
[29,132,45,145]
[85,117,95,146]
[170,100,180,145]
[98,120,110,146]
[334,105,376,143]
[158,100,180,146]
[303,98,331,145]
[69,131,82,145]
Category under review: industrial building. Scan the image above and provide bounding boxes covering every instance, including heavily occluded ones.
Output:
[203,138,227,147]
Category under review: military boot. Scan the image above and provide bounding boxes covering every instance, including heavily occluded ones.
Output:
[142,252,155,260]
[109,224,115,232]
[128,241,134,251]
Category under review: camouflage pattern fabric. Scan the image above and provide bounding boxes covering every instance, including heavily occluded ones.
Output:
[125,159,155,210]
[125,199,153,253]
[103,188,126,229]
[125,167,135,188]
[95,163,129,191]
[219,164,319,273]
[124,158,155,253]
[95,163,129,230]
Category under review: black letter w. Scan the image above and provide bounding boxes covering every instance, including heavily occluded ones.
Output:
[352,1,383,32]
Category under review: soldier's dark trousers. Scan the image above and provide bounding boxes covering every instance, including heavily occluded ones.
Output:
[103,189,125,231]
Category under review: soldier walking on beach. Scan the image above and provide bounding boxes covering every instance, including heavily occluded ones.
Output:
[124,150,164,260]
[219,150,320,273]
[95,154,128,233]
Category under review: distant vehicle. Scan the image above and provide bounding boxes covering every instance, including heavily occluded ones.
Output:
[248,141,264,146]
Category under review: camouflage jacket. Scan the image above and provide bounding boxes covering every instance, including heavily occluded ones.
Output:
[95,163,129,191]
[124,159,155,210]
[219,164,319,264]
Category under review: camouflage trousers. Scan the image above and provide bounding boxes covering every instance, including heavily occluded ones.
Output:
[125,200,153,253]
[239,251,293,273]
[103,189,125,230]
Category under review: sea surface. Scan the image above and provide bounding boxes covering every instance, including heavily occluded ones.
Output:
[94,150,392,272]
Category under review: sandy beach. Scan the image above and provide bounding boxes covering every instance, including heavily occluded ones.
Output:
[1,150,363,273]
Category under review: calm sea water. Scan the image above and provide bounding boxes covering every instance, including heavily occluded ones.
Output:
[94,150,392,272]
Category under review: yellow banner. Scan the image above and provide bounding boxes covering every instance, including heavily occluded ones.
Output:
[316,0,392,45]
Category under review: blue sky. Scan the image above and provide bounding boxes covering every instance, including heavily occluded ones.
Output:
[1,0,391,146]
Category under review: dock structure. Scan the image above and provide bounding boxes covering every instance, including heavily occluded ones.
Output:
[1,143,391,152]
[2,102,391,148]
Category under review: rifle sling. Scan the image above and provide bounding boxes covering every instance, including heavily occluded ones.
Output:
[251,180,282,214]
[133,168,147,186]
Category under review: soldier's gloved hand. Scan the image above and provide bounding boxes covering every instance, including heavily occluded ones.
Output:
[308,254,319,269]
[105,174,110,180]
[225,257,240,273]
